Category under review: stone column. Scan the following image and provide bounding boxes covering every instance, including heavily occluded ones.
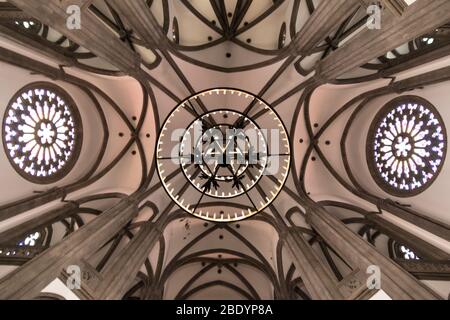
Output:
[307,206,441,300]
[107,0,166,49]
[0,188,66,222]
[94,220,163,300]
[291,0,362,55]
[284,229,344,299]
[316,0,450,81]
[378,201,450,242]
[8,0,140,74]
[0,195,141,299]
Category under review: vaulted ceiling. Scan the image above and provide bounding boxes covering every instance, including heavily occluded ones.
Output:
[0,0,449,300]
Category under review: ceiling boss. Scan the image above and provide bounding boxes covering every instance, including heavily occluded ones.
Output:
[156,88,291,222]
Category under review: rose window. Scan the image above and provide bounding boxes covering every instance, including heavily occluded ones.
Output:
[2,82,82,184]
[367,96,446,197]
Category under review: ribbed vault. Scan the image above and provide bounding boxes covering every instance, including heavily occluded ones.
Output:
[0,0,449,300]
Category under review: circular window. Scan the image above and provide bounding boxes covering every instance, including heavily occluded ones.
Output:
[2,82,83,184]
[156,88,290,222]
[367,96,446,197]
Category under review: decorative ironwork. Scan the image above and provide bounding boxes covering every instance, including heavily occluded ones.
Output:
[367,96,446,197]
[157,88,290,222]
[2,82,83,184]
